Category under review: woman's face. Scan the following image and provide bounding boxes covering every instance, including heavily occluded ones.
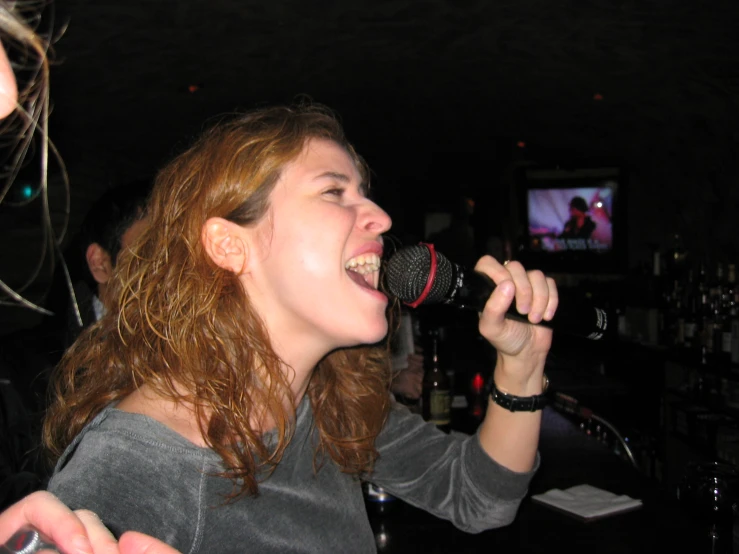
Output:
[243,138,392,358]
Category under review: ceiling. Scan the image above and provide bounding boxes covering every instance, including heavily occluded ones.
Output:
[45,0,739,204]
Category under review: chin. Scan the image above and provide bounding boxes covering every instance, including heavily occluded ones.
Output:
[342,320,388,348]
[364,320,389,345]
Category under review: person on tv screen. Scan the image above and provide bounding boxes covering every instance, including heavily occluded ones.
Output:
[559,196,596,240]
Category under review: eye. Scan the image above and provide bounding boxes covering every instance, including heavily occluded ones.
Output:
[323,187,345,198]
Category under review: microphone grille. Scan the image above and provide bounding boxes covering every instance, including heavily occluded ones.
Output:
[385,244,454,304]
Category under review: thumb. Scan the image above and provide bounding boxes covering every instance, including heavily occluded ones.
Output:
[478,278,524,349]
[482,278,515,323]
[119,531,182,554]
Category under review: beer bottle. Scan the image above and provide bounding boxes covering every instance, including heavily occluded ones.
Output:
[422,330,452,433]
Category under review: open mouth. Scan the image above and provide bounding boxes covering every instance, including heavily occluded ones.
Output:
[345,253,381,290]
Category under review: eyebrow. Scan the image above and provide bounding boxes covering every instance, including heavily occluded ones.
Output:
[313,171,369,196]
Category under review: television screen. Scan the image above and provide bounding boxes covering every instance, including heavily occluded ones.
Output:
[518,166,625,274]
[527,185,615,253]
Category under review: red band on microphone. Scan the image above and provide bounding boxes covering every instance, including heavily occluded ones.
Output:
[406,242,437,308]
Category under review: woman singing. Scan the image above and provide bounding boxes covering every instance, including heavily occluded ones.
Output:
[4,103,558,553]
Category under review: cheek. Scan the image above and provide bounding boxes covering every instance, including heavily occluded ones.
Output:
[280,213,348,277]
[277,222,326,274]
[294,242,341,285]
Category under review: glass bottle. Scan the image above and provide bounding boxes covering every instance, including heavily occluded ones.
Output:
[730,285,739,366]
[709,263,727,364]
[699,291,714,356]
[422,330,451,433]
[677,462,739,554]
[721,265,736,364]
[664,278,682,347]
[683,268,699,351]
[468,372,487,423]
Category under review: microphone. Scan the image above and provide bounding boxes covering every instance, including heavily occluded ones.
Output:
[384,243,612,341]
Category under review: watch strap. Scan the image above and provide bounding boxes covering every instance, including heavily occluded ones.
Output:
[491,382,549,412]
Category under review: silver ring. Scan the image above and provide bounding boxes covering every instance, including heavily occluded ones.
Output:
[2,527,60,554]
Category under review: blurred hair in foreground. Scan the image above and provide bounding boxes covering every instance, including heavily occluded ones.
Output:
[0,0,70,316]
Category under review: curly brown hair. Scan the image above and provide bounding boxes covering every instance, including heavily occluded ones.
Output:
[43,103,395,498]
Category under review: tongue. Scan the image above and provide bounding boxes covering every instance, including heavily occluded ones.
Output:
[347,269,373,289]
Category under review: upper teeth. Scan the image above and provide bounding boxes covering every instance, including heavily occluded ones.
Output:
[345,253,381,275]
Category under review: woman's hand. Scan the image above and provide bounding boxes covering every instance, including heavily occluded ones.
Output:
[0,491,181,554]
[474,256,558,393]
[475,256,558,472]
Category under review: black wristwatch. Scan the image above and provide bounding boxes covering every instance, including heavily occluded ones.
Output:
[491,374,549,412]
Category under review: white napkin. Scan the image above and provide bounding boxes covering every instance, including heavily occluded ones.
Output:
[531,484,642,521]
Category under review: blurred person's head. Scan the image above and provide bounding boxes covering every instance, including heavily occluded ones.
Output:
[0,1,68,319]
[77,181,150,298]
[569,196,589,218]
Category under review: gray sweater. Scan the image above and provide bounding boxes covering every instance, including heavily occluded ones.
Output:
[48,398,537,553]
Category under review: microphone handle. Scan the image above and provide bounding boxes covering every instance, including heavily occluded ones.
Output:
[446,264,611,341]
[0,527,60,554]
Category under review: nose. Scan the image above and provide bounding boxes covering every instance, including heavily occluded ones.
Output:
[358,197,392,235]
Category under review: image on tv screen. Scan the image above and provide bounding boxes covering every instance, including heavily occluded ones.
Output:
[527,185,615,253]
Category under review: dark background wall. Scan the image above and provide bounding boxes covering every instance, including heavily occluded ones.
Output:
[2,0,739,333]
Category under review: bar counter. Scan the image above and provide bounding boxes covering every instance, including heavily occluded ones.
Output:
[366,407,718,553]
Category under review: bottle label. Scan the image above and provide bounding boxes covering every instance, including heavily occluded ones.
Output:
[428,389,451,425]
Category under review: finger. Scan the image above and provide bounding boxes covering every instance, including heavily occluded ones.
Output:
[0,491,93,554]
[475,257,518,311]
[526,270,549,324]
[473,255,510,285]
[75,510,118,553]
[543,277,559,321]
[119,531,182,554]
[501,261,533,315]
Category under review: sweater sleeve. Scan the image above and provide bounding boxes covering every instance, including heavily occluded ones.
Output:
[368,404,539,533]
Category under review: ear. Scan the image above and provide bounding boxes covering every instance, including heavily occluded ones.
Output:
[86,243,114,284]
[201,217,249,275]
